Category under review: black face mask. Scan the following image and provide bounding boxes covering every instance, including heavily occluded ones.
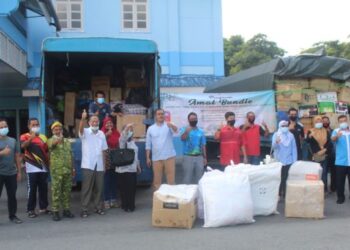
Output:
[289,116,297,121]
[248,118,255,124]
[189,121,198,127]
[227,120,235,126]
[323,123,330,128]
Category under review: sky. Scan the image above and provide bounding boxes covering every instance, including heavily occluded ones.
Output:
[222,0,350,55]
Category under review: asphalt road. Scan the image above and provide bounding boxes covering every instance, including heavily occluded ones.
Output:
[1,163,350,250]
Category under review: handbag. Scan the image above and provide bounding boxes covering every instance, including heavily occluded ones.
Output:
[109,142,135,168]
[308,145,327,163]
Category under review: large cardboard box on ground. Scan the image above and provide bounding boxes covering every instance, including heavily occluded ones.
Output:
[117,114,146,138]
[338,87,350,102]
[276,84,302,102]
[64,92,77,126]
[310,78,339,92]
[301,89,317,105]
[285,180,324,219]
[152,185,198,229]
[91,76,110,103]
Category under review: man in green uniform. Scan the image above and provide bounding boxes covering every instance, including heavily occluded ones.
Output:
[48,121,75,221]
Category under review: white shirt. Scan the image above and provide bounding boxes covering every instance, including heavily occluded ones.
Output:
[79,128,108,171]
[25,162,47,173]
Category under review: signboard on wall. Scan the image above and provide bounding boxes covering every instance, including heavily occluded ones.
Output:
[161,91,276,136]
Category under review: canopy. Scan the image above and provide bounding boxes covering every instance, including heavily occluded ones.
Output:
[204,55,350,93]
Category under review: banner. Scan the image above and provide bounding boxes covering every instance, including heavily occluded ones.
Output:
[161,91,276,136]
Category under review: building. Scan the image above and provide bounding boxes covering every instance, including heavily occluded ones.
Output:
[0,0,224,138]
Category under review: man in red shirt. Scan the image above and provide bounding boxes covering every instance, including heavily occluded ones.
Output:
[215,112,247,169]
[240,112,269,165]
[20,118,50,218]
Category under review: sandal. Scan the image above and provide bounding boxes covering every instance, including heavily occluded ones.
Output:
[95,209,105,215]
[28,211,37,218]
[80,210,88,218]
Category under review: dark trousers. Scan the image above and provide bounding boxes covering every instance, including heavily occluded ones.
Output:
[0,174,17,219]
[336,166,350,200]
[104,169,118,201]
[279,164,291,197]
[117,172,137,210]
[328,154,336,192]
[27,172,49,212]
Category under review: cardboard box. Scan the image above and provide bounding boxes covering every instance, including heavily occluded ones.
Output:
[276,101,299,111]
[338,87,350,102]
[152,185,197,229]
[285,180,324,219]
[276,84,303,102]
[64,92,76,126]
[310,78,334,92]
[301,89,317,105]
[275,79,310,89]
[110,88,122,102]
[117,115,146,138]
[91,76,110,103]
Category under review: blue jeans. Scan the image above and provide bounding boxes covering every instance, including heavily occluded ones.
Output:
[247,156,260,165]
[104,169,118,202]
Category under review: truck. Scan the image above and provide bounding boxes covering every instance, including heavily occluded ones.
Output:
[40,37,161,186]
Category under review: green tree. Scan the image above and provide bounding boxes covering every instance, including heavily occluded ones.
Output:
[224,34,285,76]
[302,40,350,59]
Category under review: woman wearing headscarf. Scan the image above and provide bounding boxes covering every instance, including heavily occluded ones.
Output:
[306,115,331,191]
[101,117,120,209]
[272,120,297,198]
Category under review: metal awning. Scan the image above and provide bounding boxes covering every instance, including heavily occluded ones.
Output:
[42,37,158,54]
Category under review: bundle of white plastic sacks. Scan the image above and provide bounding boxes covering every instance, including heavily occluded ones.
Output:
[198,162,283,228]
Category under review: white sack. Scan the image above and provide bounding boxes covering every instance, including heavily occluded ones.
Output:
[156,184,198,203]
[225,162,282,216]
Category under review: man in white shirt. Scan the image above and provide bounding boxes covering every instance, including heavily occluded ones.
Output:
[146,109,178,190]
[79,110,108,218]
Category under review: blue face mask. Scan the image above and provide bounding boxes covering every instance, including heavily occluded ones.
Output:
[127,131,133,139]
[281,127,289,134]
[0,127,9,136]
[314,123,323,129]
[97,98,105,104]
[340,122,348,130]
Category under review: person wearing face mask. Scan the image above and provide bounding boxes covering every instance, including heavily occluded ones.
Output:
[116,123,141,212]
[180,112,207,184]
[88,91,112,127]
[79,110,108,218]
[323,116,336,192]
[240,111,269,165]
[272,120,297,199]
[287,108,304,160]
[47,121,75,221]
[0,118,22,224]
[306,116,331,191]
[331,115,350,204]
[215,112,247,169]
[20,118,50,218]
[101,117,120,209]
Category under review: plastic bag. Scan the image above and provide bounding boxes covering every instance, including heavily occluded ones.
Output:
[225,162,282,216]
[198,170,254,228]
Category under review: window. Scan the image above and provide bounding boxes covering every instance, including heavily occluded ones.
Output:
[56,0,83,30]
[121,0,148,31]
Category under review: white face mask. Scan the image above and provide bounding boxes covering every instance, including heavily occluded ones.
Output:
[281,127,289,134]
[0,127,9,136]
[340,122,349,130]
[31,127,40,134]
[314,123,323,129]
[90,126,99,132]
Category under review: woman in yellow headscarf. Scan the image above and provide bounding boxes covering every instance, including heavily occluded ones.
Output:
[306,115,331,191]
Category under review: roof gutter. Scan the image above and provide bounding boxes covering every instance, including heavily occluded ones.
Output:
[38,0,61,31]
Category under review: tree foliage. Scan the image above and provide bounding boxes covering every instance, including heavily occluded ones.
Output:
[224,34,285,76]
[301,40,350,59]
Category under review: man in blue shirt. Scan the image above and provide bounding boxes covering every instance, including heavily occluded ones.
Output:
[146,109,178,191]
[180,112,207,184]
[88,91,111,127]
[331,115,350,204]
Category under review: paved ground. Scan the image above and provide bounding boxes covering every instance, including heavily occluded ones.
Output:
[1,163,350,250]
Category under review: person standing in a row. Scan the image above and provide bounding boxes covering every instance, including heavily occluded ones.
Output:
[0,118,22,224]
[48,121,75,221]
[20,118,50,218]
[215,112,247,168]
[146,109,177,191]
[180,112,207,184]
[288,108,304,160]
[240,111,269,165]
[323,116,336,192]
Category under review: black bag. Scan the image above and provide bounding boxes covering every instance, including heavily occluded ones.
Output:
[109,143,135,168]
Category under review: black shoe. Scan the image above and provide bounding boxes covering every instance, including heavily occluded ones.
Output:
[337,198,345,204]
[39,209,52,215]
[27,211,37,218]
[52,212,61,221]
[63,210,75,218]
[80,210,88,218]
[94,209,105,215]
[10,216,23,224]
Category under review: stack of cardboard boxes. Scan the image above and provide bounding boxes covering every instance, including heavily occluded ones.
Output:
[275,78,350,133]
[64,75,147,137]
